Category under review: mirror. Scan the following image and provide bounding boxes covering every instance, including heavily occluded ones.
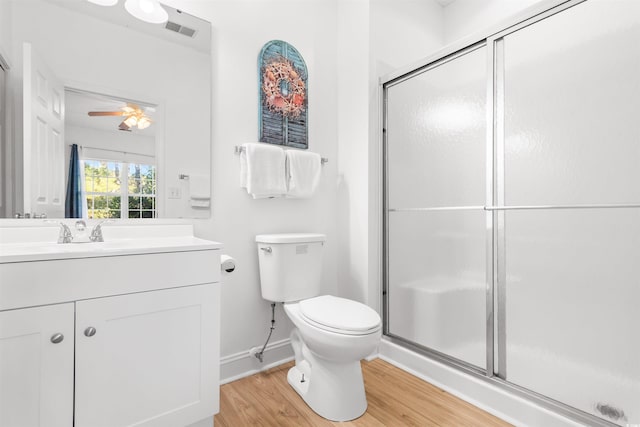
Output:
[1,0,211,219]
[66,89,158,219]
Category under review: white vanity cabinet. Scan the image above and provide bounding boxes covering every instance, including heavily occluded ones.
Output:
[75,284,219,427]
[0,230,222,427]
[0,303,75,427]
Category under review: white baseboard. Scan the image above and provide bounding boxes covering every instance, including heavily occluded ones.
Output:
[220,339,379,385]
[379,338,586,427]
[220,338,294,385]
[188,416,213,427]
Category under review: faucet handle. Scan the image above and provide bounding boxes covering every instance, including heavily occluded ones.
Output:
[89,219,114,242]
[45,220,74,244]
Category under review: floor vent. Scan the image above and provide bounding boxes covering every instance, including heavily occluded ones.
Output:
[165,21,197,38]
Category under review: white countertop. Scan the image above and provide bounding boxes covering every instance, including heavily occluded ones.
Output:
[0,220,222,263]
[0,236,222,263]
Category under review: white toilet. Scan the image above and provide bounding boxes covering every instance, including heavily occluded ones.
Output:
[256,233,381,422]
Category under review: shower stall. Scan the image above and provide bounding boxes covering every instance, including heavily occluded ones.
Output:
[382,0,639,425]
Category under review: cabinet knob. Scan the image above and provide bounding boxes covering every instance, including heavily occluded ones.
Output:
[50,333,64,344]
[84,327,97,337]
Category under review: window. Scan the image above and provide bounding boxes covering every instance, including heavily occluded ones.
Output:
[84,159,156,219]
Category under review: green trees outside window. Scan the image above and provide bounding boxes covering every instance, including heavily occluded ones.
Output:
[84,159,156,219]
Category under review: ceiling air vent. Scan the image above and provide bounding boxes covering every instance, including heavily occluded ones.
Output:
[165,21,197,38]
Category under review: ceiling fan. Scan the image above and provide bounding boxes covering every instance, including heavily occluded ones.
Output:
[87,103,153,131]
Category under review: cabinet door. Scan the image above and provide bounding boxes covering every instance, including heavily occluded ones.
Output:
[0,303,74,427]
[75,284,220,427]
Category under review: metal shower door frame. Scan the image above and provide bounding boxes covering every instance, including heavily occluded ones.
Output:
[381,0,622,425]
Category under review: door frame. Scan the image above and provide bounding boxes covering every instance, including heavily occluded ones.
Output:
[0,52,10,217]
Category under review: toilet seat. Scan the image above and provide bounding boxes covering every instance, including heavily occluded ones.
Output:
[298,295,381,336]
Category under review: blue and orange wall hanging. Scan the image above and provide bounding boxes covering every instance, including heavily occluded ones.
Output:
[259,40,308,149]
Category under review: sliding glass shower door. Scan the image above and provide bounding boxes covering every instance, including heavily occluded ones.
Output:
[384,1,639,425]
[385,45,488,369]
[498,0,640,423]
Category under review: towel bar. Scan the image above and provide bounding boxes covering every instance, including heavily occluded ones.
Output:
[234,145,328,164]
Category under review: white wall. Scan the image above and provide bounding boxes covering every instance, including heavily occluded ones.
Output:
[443,0,546,44]
[336,0,370,304]
[161,0,340,377]
[0,1,12,61]
[65,126,155,164]
[371,0,444,77]
[158,0,446,379]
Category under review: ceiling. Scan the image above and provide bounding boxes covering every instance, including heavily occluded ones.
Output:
[47,0,211,54]
[435,0,458,7]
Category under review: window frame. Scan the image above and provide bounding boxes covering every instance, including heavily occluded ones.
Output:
[83,158,157,219]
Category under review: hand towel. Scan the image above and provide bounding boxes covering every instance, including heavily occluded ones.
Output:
[189,174,211,208]
[242,143,287,198]
[239,149,248,188]
[286,150,321,198]
[189,174,210,199]
[190,198,211,208]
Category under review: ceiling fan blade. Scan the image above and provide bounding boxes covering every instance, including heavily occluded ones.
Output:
[88,111,126,117]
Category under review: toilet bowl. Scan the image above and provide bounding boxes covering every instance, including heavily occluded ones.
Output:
[255,234,382,421]
[284,296,381,421]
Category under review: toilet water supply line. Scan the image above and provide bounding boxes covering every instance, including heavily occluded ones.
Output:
[255,302,277,363]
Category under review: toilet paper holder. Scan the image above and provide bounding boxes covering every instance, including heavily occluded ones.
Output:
[221,254,236,273]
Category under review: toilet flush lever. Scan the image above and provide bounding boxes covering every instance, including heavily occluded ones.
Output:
[260,246,272,253]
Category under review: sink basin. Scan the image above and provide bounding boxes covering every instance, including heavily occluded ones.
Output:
[0,220,222,263]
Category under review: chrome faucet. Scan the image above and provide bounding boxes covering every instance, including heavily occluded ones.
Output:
[75,220,87,233]
[45,221,74,244]
[89,219,113,242]
[59,223,73,243]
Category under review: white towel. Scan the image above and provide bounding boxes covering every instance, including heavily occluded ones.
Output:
[189,174,211,208]
[241,143,287,198]
[239,149,248,188]
[190,198,210,208]
[189,174,210,199]
[286,150,321,198]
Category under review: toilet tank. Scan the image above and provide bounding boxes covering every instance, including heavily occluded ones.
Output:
[256,233,325,302]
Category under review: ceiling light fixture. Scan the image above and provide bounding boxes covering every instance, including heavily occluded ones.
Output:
[87,0,168,24]
[88,0,119,6]
[123,115,139,128]
[137,116,152,130]
[124,0,169,24]
[88,104,153,131]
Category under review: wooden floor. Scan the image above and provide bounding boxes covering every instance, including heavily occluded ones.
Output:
[214,359,512,427]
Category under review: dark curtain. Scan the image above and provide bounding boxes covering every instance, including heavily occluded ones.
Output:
[65,144,82,218]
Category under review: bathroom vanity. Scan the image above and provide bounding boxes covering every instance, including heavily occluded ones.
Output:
[0,221,221,427]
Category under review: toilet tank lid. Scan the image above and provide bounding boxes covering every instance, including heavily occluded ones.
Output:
[255,233,326,244]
